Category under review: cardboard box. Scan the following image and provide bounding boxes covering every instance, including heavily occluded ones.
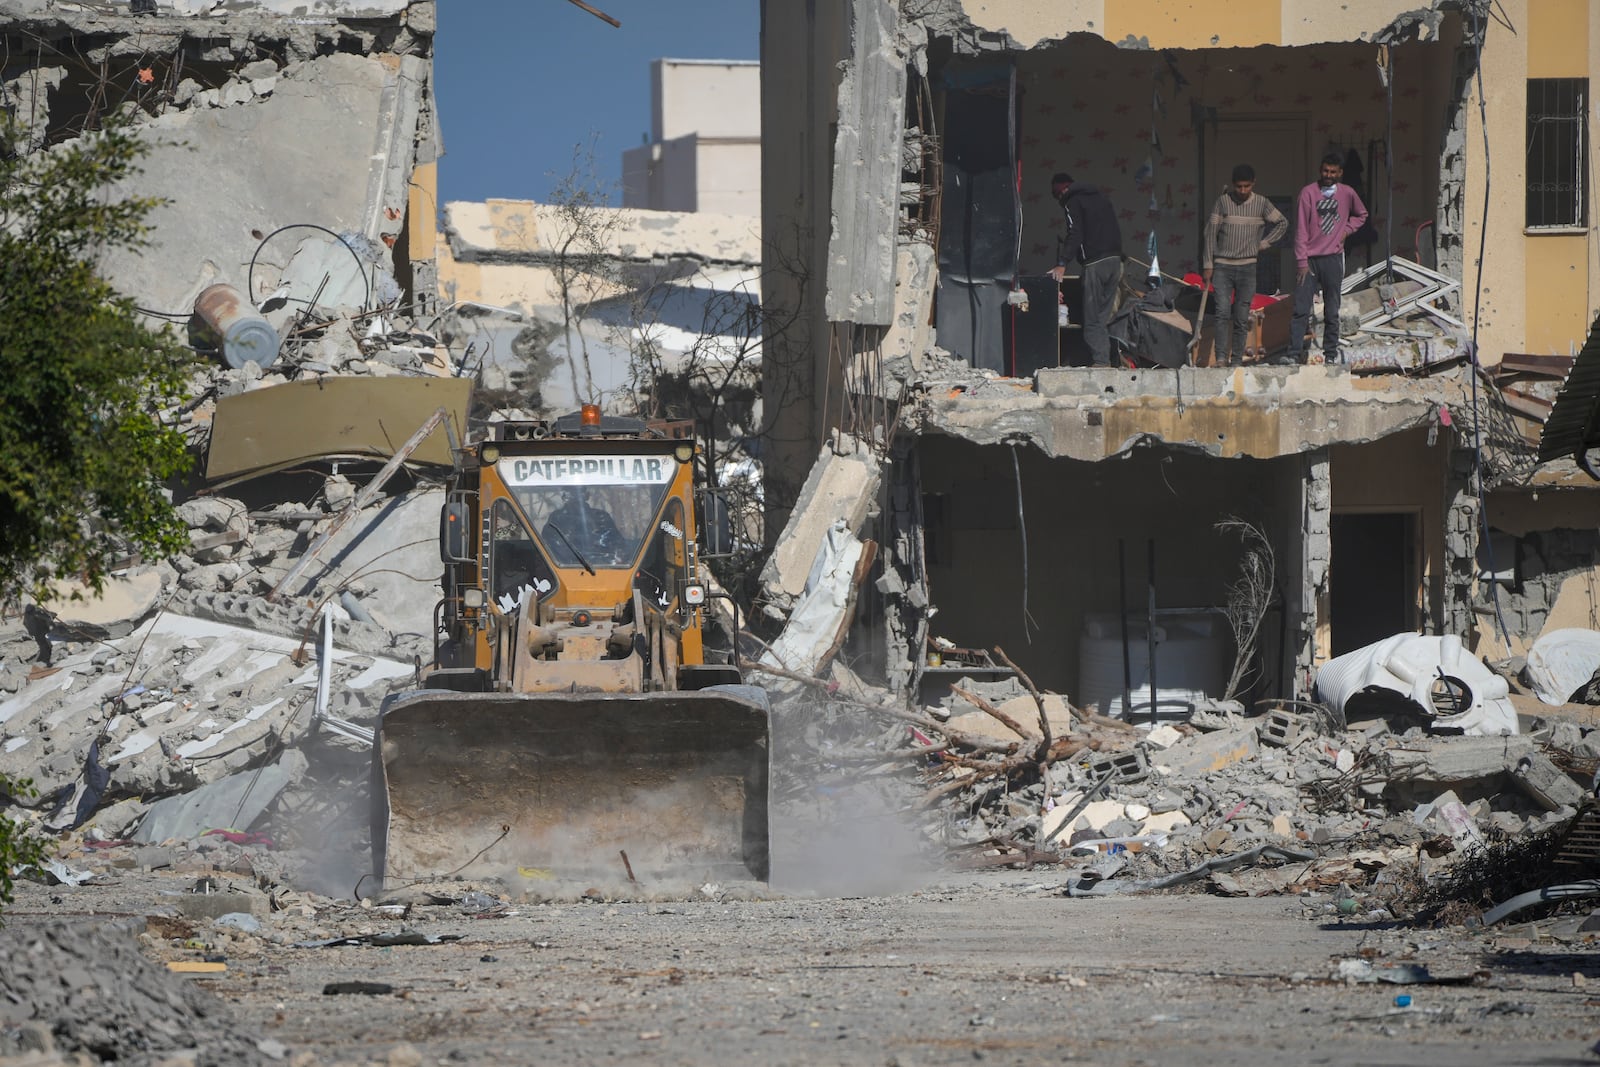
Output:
[1191,293,1299,365]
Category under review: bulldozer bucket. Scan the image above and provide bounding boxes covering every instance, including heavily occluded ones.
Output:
[372,687,770,890]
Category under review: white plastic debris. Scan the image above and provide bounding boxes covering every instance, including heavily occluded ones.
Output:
[1314,633,1517,736]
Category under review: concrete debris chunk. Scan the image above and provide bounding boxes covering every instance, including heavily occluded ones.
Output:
[1508,752,1588,812]
[1163,725,1260,776]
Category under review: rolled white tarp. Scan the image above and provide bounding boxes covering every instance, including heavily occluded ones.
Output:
[1314,632,1517,736]
[1525,628,1600,706]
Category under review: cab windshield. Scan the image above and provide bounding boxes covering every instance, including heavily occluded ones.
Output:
[497,453,675,569]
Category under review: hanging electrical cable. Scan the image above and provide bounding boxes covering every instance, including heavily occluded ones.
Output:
[1008,63,1023,378]
[1009,442,1037,643]
[1379,44,1395,284]
[1464,0,1513,646]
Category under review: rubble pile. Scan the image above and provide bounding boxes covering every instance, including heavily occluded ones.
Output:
[0,476,435,850]
[908,672,1600,909]
[0,919,269,1066]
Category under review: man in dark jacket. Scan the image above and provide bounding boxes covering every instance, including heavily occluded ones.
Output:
[1048,172,1124,367]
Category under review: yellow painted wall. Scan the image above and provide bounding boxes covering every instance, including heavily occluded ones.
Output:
[1105,0,1280,47]
[1528,0,1588,77]
[1526,234,1589,353]
[1519,0,1592,353]
[952,0,1102,49]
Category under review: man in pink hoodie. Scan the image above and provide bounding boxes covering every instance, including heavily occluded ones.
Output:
[1281,153,1368,366]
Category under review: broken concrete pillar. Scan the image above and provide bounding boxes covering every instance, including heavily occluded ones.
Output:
[759,433,881,613]
[1385,735,1534,786]
[823,0,905,325]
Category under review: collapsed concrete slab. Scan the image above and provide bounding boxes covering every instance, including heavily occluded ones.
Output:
[760,434,881,612]
[0,612,412,822]
[205,377,468,483]
[132,749,308,844]
[36,570,165,641]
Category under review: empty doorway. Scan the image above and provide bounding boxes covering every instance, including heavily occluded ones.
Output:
[1330,511,1418,656]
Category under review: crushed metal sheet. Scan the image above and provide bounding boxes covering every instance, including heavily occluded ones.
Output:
[205,376,469,483]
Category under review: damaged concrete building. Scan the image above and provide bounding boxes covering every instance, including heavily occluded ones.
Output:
[1,0,440,327]
[759,0,1600,715]
[0,0,450,854]
[434,199,764,434]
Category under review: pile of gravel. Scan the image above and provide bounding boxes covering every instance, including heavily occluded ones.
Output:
[0,920,268,1066]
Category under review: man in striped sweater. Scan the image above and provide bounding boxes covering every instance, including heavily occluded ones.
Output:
[1202,164,1287,367]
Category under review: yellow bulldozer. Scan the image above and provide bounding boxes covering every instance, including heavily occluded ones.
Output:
[371,405,769,890]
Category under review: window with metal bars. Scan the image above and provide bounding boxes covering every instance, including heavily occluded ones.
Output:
[1526,78,1588,229]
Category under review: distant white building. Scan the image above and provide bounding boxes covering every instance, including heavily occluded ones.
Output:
[622,59,760,216]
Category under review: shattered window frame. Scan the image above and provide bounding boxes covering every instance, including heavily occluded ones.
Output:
[1526,77,1588,230]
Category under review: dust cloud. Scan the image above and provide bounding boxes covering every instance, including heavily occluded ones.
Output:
[767,695,939,896]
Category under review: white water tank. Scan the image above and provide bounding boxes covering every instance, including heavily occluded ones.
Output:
[1077,611,1230,720]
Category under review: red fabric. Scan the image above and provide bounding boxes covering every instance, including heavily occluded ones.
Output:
[1182,272,1283,311]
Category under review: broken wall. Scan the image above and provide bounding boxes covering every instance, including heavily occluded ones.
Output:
[912,435,1306,704]
[759,0,853,534]
[1479,488,1600,651]
[999,35,1450,284]
[436,200,764,415]
[0,2,437,321]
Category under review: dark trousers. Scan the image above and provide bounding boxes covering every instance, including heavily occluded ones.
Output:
[1211,262,1257,364]
[1288,252,1344,362]
[1082,255,1122,366]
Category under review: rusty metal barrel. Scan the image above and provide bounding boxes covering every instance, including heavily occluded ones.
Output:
[195,283,280,369]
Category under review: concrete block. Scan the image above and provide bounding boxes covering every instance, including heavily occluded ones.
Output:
[1143,724,1183,750]
[1088,747,1150,784]
[758,436,881,609]
[175,890,268,922]
[1509,753,1588,812]
[1165,726,1260,777]
[1260,709,1309,748]
[36,570,165,639]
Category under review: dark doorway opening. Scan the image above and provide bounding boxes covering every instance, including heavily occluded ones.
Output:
[1330,511,1417,656]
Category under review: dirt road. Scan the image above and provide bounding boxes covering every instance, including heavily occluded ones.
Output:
[5,866,1598,1066]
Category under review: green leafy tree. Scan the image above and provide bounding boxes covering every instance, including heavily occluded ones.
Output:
[0,773,46,924]
[0,118,198,604]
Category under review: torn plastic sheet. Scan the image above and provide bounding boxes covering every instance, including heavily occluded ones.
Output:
[1525,629,1600,706]
[1064,844,1315,896]
[759,519,863,681]
[27,859,98,887]
[1313,633,1517,736]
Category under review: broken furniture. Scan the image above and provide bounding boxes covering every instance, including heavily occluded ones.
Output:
[1179,275,1296,366]
[918,641,1014,705]
[1341,255,1463,331]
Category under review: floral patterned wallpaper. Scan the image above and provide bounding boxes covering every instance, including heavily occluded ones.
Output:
[994,36,1448,287]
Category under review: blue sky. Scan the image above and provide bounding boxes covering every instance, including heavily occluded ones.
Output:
[432,1,760,206]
